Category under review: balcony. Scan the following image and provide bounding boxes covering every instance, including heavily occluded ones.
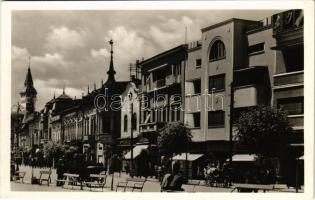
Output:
[274,70,304,87]
[272,10,303,35]
[234,86,258,108]
[287,114,304,128]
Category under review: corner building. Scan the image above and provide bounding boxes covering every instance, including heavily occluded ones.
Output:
[185,10,303,165]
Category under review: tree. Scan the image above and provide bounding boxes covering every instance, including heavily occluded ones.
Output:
[234,105,293,183]
[158,122,192,157]
[234,105,292,157]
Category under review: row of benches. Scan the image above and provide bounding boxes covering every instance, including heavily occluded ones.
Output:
[13,171,276,192]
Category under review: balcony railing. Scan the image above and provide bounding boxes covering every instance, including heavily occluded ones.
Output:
[274,70,304,87]
[272,9,303,34]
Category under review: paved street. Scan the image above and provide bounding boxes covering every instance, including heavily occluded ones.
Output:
[12,165,303,193]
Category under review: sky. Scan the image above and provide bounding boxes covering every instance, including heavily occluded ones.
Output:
[11,10,281,110]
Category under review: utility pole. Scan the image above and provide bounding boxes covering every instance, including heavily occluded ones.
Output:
[129,92,134,177]
[229,81,234,164]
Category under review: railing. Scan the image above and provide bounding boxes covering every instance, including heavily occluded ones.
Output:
[272,9,303,34]
[246,16,272,32]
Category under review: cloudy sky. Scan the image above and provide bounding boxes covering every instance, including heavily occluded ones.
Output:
[12,10,281,110]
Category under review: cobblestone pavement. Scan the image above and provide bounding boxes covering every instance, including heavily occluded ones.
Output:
[11,165,303,193]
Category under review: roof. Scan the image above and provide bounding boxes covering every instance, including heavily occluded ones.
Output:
[201,18,258,32]
[172,153,204,161]
[139,44,187,67]
[56,93,72,100]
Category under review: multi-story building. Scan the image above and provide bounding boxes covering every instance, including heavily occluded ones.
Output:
[139,45,186,144]
[184,10,303,165]
[270,10,304,181]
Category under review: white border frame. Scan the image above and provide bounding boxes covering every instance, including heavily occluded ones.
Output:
[1,1,314,200]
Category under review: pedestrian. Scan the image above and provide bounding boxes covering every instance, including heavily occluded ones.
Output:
[56,158,65,186]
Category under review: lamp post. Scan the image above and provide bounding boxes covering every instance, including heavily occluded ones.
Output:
[129,92,134,177]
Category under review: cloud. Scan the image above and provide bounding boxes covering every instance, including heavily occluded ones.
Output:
[45,26,89,51]
[103,26,156,80]
[149,16,202,49]
[34,79,84,108]
[90,48,110,58]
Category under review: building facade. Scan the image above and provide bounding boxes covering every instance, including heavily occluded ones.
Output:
[184,9,303,164]
[139,45,186,144]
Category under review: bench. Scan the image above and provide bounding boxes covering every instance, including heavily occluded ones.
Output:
[185,180,200,192]
[84,174,107,191]
[13,171,26,183]
[116,178,146,192]
[39,170,52,186]
[231,183,275,193]
[56,173,80,189]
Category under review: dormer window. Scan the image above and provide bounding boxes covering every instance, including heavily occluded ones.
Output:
[209,40,226,61]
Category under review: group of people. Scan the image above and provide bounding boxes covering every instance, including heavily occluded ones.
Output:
[160,161,188,191]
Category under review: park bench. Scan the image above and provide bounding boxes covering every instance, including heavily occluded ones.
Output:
[84,174,108,191]
[184,180,200,192]
[13,171,26,183]
[116,177,146,192]
[56,173,80,189]
[39,170,52,186]
[231,183,275,193]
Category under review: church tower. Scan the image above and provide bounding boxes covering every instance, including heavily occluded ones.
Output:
[105,39,116,85]
[20,58,37,115]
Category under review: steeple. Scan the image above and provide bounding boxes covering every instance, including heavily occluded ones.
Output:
[24,56,35,88]
[105,39,116,84]
[20,56,37,116]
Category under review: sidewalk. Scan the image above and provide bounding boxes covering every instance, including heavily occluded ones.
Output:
[12,165,303,193]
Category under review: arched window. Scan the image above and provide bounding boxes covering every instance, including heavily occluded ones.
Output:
[132,113,137,130]
[209,40,226,61]
[124,115,128,132]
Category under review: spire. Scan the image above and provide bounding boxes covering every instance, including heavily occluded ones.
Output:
[87,85,90,94]
[62,85,65,95]
[106,39,116,84]
[24,56,34,87]
[53,91,56,99]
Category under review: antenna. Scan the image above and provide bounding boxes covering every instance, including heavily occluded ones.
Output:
[185,26,188,45]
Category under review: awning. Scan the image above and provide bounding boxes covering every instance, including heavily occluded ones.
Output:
[226,154,256,162]
[172,153,203,161]
[124,145,148,160]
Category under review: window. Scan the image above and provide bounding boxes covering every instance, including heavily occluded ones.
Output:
[248,43,265,55]
[123,115,128,132]
[196,59,202,68]
[277,97,304,115]
[193,113,201,128]
[193,79,201,94]
[132,113,137,130]
[209,40,226,61]
[208,110,225,127]
[209,74,225,91]
[282,46,304,72]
